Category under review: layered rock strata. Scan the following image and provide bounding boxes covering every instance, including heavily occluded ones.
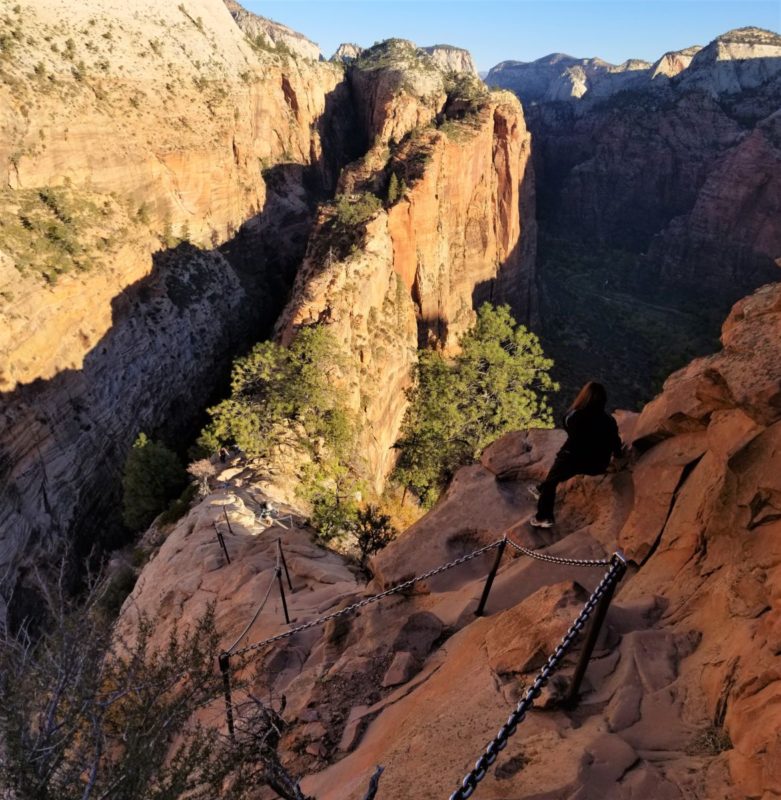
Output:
[423,44,479,75]
[277,42,535,487]
[489,27,781,299]
[223,0,322,61]
[126,281,781,799]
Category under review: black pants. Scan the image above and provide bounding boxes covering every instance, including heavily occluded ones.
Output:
[536,453,604,522]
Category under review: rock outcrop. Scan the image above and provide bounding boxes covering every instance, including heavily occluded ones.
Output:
[223,0,322,60]
[126,280,781,799]
[276,42,536,488]
[331,43,363,64]
[486,53,652,104]
[423,44,479,75]
[0,0,355,616]
[649,45,702,80]
[488,26,780,410]
[0,19,535,618]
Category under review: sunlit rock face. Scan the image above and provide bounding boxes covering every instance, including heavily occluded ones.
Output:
[277,42,535,489]
[487,27,781,302]
[423,44,479,76]
[0,13,532,619]
[224,0,322,61]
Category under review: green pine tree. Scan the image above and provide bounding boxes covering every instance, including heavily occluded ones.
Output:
[387,172,401,205]
[122,433,188,530]
[198,326,353,462]
[394,303,557,506]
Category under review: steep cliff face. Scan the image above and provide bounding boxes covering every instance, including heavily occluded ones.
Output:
[223,0,322,61]
[423,45,479,75]
[0,0,357,614]
[486,53,653,104]
[496,27,781,295]
[125,280,781,799]
[276,45,535,487]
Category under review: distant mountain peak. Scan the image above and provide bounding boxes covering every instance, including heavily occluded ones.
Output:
[713,26,781,45]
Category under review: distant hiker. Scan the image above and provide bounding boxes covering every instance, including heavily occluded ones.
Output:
[529,381,623,528]
[219,447,228,464]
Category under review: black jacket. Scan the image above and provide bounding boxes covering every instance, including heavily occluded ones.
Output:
[558,409,622,473]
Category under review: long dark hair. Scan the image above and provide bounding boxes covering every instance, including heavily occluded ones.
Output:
[569,381,607,414]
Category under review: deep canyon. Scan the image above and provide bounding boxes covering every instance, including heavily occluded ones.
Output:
[0,2,780,798]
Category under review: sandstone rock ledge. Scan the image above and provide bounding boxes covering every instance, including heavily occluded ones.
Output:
[127,282,781,798]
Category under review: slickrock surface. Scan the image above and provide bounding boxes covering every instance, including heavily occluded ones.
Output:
[127,282,781,798]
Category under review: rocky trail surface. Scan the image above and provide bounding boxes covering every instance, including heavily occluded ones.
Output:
[125,281,781,799]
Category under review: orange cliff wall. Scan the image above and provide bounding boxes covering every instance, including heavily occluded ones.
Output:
[278,91,536,489]
[386,97,535,345]
[0,0,348,390]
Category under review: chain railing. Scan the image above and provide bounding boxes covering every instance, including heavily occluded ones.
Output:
[447,551,627,800]
[216,529,628,799]
[224,557,279,655]
[231,539,505,658]
[504,537,611,567]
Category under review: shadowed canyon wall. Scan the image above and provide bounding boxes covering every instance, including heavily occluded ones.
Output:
[487,27,781,409]
[0,0,360,614]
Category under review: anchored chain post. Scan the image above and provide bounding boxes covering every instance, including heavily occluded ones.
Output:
[222,506,236,536]
[475,538,507,617]
[232,539,505,658]
[218,651,235,740]
[277,538,293,591]
[276,556,291,624]
[564,551,624,707]
[214,522,231,565]
[448,551,628,800]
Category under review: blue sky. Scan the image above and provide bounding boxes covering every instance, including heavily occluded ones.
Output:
[246,1,780,71]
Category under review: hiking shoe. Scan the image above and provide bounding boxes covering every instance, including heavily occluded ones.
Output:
[527,485,541,501]
[529,516,554,529]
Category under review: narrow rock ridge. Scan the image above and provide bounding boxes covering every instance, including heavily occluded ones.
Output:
[223,0,322,61]
[276,44,535,488]
[126,281,781,799]
[0,19,533,616]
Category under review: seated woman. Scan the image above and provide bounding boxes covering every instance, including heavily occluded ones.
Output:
[530,381,623,528]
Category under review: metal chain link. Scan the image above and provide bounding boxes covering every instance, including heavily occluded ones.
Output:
[448,552,627,800]
[505,536,611,567]
[231,539,505,658]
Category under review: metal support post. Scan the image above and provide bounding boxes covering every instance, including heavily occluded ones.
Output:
[214,523,231,565]
[222,507,235,536]
[276,566,291,624]
[218,652,235,740]
[277,539,293,592]
[564,553,627,707]
[475,538,507,617]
